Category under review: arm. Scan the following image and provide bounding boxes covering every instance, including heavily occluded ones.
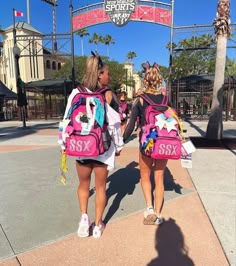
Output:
[104,90,113,105]
[123,99,140,142]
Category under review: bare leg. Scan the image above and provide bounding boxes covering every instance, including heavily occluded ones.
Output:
[153,159,168,216]
[139,151,153,208]
[76,161,92,214]
[93,163,108,225]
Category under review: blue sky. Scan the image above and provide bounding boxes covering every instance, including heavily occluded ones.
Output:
[1,0,236,71]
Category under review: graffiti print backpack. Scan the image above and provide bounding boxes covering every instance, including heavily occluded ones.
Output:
[63,86,111,157]
[140,94,183,160]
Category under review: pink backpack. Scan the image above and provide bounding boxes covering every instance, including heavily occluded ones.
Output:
[140,94,182,160]
[118,101,128,121]
[64,86,111,157]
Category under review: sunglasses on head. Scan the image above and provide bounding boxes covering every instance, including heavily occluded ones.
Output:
[91,51,104,70]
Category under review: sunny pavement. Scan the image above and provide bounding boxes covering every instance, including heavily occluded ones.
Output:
[0,120,235,265]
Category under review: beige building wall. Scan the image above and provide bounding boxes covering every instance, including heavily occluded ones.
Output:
[122,62,142,99]
[0,23,67,94]
[2,25,45,93]
[19,36,45,83]
[133,72,142,94]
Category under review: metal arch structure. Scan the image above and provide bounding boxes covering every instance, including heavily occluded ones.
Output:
[72,1,173,31]
[70,0,174,90]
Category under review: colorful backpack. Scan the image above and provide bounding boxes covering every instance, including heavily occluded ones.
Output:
[62,86,111,157]
[139,94,183,160]
[118,101,128,122]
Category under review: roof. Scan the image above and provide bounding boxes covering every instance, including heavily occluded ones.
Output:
[178,74,235,84]
[25,79,80,94]
[0,81,17,99]
[4,22,42,34]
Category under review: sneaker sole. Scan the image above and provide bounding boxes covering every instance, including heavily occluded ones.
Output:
[77,225,90,237]
[93,224,105,238]
[155,218,164,225]
[143,214,157,225]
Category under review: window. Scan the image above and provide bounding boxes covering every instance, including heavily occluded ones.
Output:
[52,61,56,70]
[46,60,51,69]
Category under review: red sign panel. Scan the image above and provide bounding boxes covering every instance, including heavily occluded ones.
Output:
[73,5,171,32]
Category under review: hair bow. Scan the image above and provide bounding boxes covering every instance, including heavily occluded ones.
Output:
[91,51,104,69]
[141,61,150,70]
[152,62,159,69]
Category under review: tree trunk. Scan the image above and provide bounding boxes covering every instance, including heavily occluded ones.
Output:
[206,35,227,139]
[81,37,84,56]
[107,45,109,58]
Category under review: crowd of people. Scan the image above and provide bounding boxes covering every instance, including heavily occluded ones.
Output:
[60,54,170,238]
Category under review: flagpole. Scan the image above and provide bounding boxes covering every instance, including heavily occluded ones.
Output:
[13,9,16,46]
[13,8,26,128]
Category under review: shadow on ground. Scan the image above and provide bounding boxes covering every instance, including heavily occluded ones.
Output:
[147,218,194,266]
[103,161,140,224]
[190,137,236,153]
[0,122,58,141]
[88,161,183,224]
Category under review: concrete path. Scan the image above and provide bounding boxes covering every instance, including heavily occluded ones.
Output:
[0,119,235,266]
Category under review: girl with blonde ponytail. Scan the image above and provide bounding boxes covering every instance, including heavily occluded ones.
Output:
[123,61,168,225]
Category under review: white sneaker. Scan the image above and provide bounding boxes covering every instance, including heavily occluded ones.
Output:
[92,222,105,238]
[77,214,90,237]
[155,216,164,225]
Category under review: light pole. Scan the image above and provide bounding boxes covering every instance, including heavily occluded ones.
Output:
[13,45,27,128]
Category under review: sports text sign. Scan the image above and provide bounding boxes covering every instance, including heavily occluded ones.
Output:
[105,0,136,26]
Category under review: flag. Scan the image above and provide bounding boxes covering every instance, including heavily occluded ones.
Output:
[14,10,24,17]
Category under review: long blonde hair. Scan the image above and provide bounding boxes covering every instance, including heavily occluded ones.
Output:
[81,52,106,91]
[142,61,162,93]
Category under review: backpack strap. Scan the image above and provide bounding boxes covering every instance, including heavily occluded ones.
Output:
[97,87,109,94]
[161,95,169,105]
[77,85,87,93]
[141,94,169,106]
[139,93,156,105]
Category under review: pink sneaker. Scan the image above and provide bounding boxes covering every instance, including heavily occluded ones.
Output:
[77,214,90,237]
[92,222,105,238]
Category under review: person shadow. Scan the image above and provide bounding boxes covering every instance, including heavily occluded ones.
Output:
[163,167,183,194]
[147,218,194,266]
[89,163,183,223]
[149,166,183,210]
[103,161,140,224]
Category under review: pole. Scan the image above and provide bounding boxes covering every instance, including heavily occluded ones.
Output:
[27,0,30,24]
[13,8,26,127]
[126,68,128,93]
[53,0,57,51]
[168,0,174,103]
[70,0,75,88]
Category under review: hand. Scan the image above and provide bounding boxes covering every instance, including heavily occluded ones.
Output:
[115,151,121,156]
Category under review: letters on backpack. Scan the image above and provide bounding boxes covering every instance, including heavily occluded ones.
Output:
[140,94,183,160]
[59,86,111,157]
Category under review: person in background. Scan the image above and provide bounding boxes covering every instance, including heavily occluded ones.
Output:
[123,61,168,225]
[60,53,123,238]
[134,88,144,131]
[118,91,129,134]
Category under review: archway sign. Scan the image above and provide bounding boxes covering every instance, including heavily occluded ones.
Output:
[72,1,172,31]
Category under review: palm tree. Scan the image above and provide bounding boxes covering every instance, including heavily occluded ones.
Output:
[127,51,137,63]
[89,33,102,53]
[126,51,137,95]
[206,0,230,139]
[76,28,89,56]
[102,35,115,58]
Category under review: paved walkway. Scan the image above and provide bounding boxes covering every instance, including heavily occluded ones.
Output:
[0,120,235,266]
